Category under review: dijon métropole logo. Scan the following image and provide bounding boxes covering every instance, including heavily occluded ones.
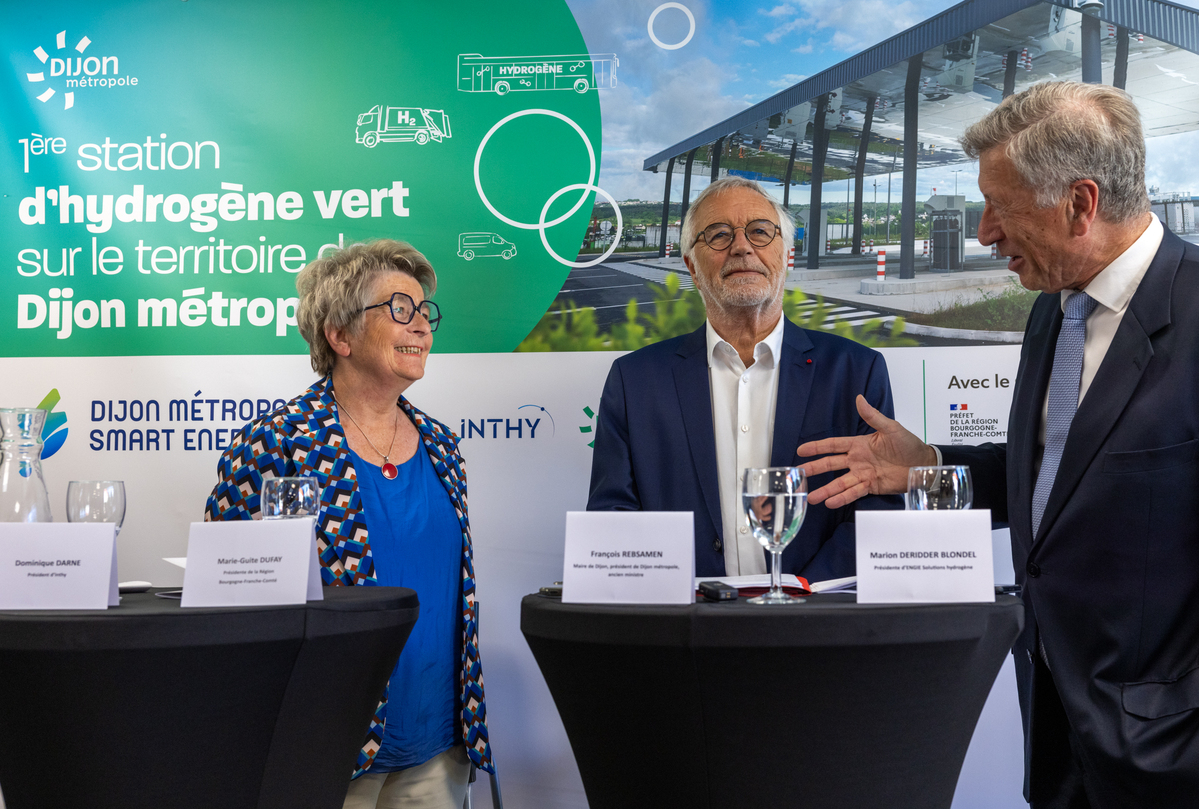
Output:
[24,29,139,111]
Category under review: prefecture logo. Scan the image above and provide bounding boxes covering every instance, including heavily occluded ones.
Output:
[24,30,138,111]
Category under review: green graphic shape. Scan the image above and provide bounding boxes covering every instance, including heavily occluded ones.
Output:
[2,0,601,357]
[579,405,595,448]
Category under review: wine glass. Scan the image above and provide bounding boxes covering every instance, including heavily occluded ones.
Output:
[742,467,808,605]
[906,466,973,510]
[261,476,320,519]
[66,481,127,536]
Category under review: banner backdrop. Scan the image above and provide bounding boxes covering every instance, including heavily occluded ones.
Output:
[3,2,1029,808]
[4,0,603,355]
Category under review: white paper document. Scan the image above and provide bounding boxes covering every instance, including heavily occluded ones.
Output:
[991,527,1016,585]
[695,574,803,590]
[181,518,323,608]
[855,510,994,604]
[0,523,118,610]
[562,511,695,604]
[809,575,857,593]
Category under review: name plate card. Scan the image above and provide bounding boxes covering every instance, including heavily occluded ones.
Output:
[562,511,695,605]
[0,523,118,610]
[181,518,323,608]
[855,510,994,604]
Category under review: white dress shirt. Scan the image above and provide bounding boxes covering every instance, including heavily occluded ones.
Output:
[706,315,786,576]
[932,214,1163,465]
[1041,213,1163,434]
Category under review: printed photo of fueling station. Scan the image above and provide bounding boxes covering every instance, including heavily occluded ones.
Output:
[534,0,1199,351]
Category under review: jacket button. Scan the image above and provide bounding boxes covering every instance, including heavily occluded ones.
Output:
[1026,562,1041,577]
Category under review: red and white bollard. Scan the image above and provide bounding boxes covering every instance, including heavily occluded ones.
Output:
[869,239,874,253]
[876,250,886,281]
[787,247,795,271]
[922,239,929,257]
[991,243,998,260]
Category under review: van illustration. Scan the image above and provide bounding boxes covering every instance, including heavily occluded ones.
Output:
[356,106,451,147]
[458,53,618,95]
[458,232,516,261]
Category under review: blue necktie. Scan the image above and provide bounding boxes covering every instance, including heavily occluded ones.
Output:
[1031,291,1099,538]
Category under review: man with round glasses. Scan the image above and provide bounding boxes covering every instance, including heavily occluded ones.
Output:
[588,177,899,581]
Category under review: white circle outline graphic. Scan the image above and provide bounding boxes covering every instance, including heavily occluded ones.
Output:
[473,109,596,230]
[647,3,695,51]
[540,184,623,269]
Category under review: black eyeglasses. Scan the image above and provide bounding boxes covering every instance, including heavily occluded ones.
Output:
[362,292,442,332]
[695,219,780,251]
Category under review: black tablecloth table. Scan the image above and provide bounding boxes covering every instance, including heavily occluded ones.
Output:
[0,587,419,809]
[522,593,1023,809]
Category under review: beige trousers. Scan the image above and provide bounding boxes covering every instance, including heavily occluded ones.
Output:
[342,745,472,809]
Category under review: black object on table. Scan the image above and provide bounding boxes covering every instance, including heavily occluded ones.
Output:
[522,592,1023,809]
[0,587,419,809]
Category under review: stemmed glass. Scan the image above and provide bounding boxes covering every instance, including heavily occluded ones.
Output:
[742,467,808,605]
[261,476,320,519]
[906,466,973,510]
[65,481,127,535]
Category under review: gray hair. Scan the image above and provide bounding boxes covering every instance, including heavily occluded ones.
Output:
[960,81,1149,224]
[681,176,796,260]
[295,239,437,377]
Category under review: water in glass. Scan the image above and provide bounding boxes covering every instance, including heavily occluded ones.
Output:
[741,467,807,605]
[0,408,52,522]
[906,466,973,510]
[262,476,320,519]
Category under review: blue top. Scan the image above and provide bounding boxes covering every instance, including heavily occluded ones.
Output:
[349,444,462,771]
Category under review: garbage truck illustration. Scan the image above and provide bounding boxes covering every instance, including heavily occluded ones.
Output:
[356,106,451,147]
[457,53,618,95]
[458,232,516,261]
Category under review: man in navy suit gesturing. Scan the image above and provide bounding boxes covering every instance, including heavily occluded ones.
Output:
[587,176,897,582]
[799,82,1199,808]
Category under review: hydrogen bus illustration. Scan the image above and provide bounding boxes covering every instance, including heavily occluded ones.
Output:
[457,53,618,95]
[355,106,451,147]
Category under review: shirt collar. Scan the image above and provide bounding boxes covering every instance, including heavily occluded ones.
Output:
[706,313,786,370]
[1060,213,1163,315]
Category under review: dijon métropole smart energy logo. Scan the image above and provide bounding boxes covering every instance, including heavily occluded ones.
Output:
[38,390,69,460]
[24,29,138,111]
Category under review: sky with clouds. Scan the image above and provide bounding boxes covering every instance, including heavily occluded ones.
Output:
[566,0,1199,205]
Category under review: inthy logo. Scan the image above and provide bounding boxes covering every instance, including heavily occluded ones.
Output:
[25,30,137,111]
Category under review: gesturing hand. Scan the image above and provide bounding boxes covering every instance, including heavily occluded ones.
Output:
[797,395,937,509]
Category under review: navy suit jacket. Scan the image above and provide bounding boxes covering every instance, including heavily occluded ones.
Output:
[942,229,1199,808]
[588,318,899,581]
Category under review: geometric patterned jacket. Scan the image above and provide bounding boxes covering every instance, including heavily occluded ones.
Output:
[203,375,493,777]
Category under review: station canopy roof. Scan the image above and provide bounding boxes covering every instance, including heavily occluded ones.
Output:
[642,0,1199,186]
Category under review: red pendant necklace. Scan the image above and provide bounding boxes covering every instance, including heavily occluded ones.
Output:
[333,393,400,480]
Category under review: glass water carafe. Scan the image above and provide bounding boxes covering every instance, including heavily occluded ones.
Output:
[0,408,53,522]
